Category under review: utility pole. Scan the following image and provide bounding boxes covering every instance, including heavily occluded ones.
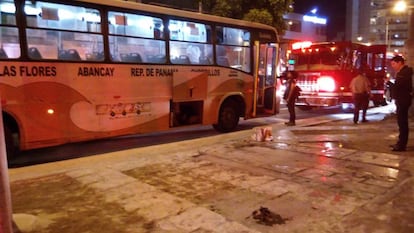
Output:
[0,102,13,233]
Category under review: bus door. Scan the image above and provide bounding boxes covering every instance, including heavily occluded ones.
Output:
[365,45,386,106]
[254,42,278,116]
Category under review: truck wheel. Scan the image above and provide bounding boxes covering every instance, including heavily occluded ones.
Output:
[213,100,239,132]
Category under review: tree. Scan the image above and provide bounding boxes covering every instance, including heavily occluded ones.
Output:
[141,0,197,10]
[210,0,241,18]
[201,0,293,33]
[141,0,293,33]
[243,9,273,26]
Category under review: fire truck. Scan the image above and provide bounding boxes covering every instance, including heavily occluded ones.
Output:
[287,41,387,110]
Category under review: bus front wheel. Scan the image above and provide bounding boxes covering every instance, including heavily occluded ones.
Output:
[213,100,240,133]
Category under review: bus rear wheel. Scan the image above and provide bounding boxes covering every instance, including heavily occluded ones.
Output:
[213,100,239,133]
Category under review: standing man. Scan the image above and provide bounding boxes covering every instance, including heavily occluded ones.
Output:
[390,55,413,151]
[283,71,299,126]
[349,70,370,124]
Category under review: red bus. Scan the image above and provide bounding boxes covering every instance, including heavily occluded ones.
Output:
[0,0,281,159]
[288,41,387,110]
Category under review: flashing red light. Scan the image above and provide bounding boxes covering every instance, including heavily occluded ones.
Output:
[318,76,336,92]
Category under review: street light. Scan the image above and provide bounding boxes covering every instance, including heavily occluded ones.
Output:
[394,0,408,12]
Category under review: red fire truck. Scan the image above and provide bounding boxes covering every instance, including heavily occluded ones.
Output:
[288,41,387,110]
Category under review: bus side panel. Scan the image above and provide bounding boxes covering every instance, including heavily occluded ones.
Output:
[66,64,173,143]
[1,63,174,150]
[0,62,77,149]
[24,82,83,149]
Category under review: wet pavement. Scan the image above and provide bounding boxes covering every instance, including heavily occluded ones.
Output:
[8,104,414,233]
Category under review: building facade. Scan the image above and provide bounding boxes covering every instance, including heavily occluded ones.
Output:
[347,0,414,57]
[278,12,328,73]
[282,12,327,42]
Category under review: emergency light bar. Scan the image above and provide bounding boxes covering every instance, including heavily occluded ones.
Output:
[292,41,312,50]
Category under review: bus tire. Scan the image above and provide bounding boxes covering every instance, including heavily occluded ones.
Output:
[213,100,239,132]
[4,124,17,161]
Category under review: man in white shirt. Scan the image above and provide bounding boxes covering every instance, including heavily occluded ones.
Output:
[349,71,370,124]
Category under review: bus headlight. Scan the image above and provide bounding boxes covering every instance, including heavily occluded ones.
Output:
[317,76,335,92]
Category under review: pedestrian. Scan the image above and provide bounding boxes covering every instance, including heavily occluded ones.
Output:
[283,71,300,126]
[349,69,370,124]
[389,55,413,151]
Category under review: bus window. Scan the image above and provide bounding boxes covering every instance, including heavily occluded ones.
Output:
[0,0,20,58]
[0,26,19,59]
[215,26,251,72]
[109,36,165,63]
[25,29,103,61]
[24,1,103,60]
[25,1,101,32]
[215,44,251,72]
[108,11,165,63]
[170,41,212,64]
[216,26,250,46]
[108,12,162,39]
[168,19,212,65]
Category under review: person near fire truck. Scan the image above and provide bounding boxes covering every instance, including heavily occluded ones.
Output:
[283,70,300,126]
[349,69,370,124]
[389,55,412,152]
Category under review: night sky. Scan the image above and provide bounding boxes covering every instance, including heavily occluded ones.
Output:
[293,0,347,40]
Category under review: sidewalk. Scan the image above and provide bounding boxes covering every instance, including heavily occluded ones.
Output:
[8,105,414,233]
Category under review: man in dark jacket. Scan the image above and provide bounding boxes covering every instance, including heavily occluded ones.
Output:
[390,55,413,151]
[283,71,299,126]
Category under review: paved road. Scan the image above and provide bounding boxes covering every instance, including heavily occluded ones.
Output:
[9,104,343,168]
[9,104,414,233]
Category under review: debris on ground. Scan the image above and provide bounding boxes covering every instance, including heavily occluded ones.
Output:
[251,127,273,142]
[249,206,290,226]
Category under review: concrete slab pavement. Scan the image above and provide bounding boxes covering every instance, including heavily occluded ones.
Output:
[8,104,414,233]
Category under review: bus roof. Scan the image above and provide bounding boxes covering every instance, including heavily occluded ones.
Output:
[78,0,278,36]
